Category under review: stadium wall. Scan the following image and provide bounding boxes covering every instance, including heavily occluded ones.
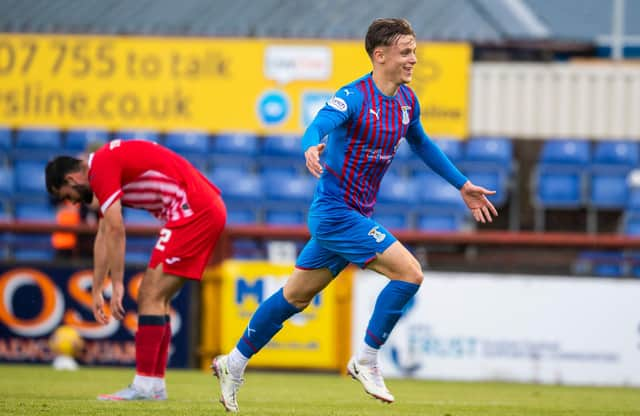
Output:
[471,63,640,140]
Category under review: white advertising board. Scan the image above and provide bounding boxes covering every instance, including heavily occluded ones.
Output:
[352,271,640,386]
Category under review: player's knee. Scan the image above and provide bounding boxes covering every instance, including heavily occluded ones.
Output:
[283,292,313,311]
[404,267,424,285]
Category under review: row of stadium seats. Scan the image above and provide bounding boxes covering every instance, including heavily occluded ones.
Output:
[0,126,513,173]
[0,128,515,231]
[531,139,640,232]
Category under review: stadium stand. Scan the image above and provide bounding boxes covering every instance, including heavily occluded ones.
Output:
[262,172,315,226]
[532,139,590,231]
[165,130,210,171]
[210,133,259,172]
[259,135,305,175]
[587,141,639,233]
[115,129,160,142]
[65,129,109,152]
[13,128,61,163]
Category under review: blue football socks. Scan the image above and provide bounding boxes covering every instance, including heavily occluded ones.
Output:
[364,280,420,349]
[236,288,300,358]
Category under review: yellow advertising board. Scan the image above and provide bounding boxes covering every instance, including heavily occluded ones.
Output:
[0,34,470,137]
[204,260,352,370]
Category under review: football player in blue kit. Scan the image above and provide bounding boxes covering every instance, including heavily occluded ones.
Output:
[212,18,498,412]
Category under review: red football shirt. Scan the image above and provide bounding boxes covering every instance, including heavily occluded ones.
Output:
[88,139,220,225]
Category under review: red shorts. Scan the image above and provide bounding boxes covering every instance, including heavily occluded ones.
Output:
[149,193,226,280]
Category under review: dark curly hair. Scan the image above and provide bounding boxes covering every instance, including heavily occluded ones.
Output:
[45,156,83,196]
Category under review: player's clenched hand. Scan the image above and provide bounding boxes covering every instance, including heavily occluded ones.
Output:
[304,143,326,178]
[92,290,109,325]
[110,281,126,321]
[460,181,498,224]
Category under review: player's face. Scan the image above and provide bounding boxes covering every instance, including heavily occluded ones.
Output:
[384,35,417,85]
[56,182,93,205]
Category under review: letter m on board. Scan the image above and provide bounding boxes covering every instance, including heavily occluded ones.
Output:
[236,278,264,304]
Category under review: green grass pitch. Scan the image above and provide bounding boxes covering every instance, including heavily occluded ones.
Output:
[1,364,639,415]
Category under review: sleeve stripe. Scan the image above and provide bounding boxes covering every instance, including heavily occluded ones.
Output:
[100,190,122,214]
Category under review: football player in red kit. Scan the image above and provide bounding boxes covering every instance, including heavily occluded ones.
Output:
[46,139,226,400]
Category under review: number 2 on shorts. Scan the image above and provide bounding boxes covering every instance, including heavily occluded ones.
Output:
[155,228,172,251]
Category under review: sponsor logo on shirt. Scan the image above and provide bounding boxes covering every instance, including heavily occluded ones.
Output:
[327,96,347,112]
[368,226,386,243]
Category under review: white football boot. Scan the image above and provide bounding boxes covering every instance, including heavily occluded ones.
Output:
[347,356,394,403]
[97,384,165,401]
[211,355,243,412]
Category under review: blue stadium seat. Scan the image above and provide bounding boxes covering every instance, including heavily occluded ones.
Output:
[13,128,62,162]
[392,138,413,162]
[539,139,590,165]
[0,199,11,222]
[116,130,159,142]
[575,251,625,277]
[377,176,417,205]
[373,175,415,230]
[373,212,409,230]
[589,171,628,209]
[15,128,61,150]
[211,133,259,156]
[414,172,466,209]
[209,171,262,203]
[0,127,10,152]
[464,136,513,167]
[458,137,514,213]
[622,211,640,236]
[165,131,209,170]
[262,172,314,226]
[65,129,109,151]
[123,208,159,226]
[264,209,306,225]
[589,141,637,209]
[165,131,209,154]
[207,165,253,180]
[210,133,259,172]
[259,135,305,174]
[14,202,55,222]
[592,140,639,166]
[533,140,590,231]
[407,138,463,176]
[262,135,300,157]
[0,167,14,199]
[226,205,259,225]
[263,172,315,203]
[433,138,464,163]
[412,172,469,231]
[14,161,48,200]
[417,212,466,232]
[587,141,638,231]
[627,188,640,211]
[533,167,584,207]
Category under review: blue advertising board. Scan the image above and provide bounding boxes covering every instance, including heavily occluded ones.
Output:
[0,265,192,367]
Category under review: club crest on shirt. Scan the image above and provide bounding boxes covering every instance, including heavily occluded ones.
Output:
[401,106,411,125]
[368,226,386,243]
[328,96,347,112]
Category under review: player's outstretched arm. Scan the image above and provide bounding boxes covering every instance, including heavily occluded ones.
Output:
[460,181,498,224]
